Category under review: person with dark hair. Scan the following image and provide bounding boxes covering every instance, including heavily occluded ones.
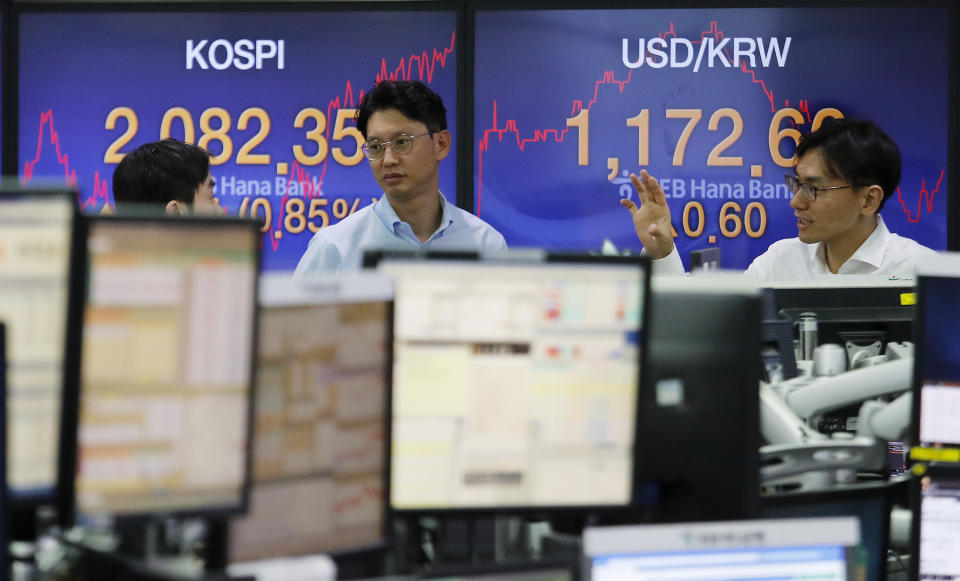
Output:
[294,79,506,275]
[622,117,936,280]
[112,138,222,215]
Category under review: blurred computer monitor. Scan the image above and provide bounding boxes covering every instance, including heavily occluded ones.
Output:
[229,273,393,562]
[59,214,261,526]
[0,187,82,538]
[911,256,960,449]
[688,247,720,273]
[767,279,916,356]
[0,322,9,570]
[762,482,896,581]
[368,251,650,512]
[758,288,799,383]
[636,276,762,522]
[913,471,960,579]
[909,253,960,580]
[583,516,863,580]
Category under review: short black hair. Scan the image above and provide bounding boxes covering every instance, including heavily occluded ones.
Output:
[112,139,211,211]
[795,117,900,211]
[354,80,447,139]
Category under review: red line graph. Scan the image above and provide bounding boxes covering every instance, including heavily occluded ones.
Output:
[659,21,785,114]
[23,110,111,210]
[477,20,862,216]
[333,483,382,515]
[897,170,944,223]
[334,426,383,466]
[22,30,457,251]
[247,30,457,252]
[375,31,455,84]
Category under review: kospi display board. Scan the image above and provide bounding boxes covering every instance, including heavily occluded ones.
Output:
[474,6,952,269]
[19,8,458,271]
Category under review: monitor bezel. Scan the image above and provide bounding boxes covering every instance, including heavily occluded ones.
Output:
[367,249,652,517]
[907,255,960,580]
[57,213,263,528]
[582,515,862,581]
[908,466,960,581]
[0,321,10,581]
[909,274,931,448]
[909,260,960,449]
[0,187,81,544]
[636,276,764,523]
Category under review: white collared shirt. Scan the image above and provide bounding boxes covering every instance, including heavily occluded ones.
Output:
[652,215,937,282]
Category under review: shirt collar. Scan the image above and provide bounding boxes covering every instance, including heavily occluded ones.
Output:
[844,215,890,269]
[812,215,889,272]
[436,192,455,233]
[374,191,455,237]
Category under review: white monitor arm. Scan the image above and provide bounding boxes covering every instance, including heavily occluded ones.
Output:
[781,358,912,419]
[760,349,914,489]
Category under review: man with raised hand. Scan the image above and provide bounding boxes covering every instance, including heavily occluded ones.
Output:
[621,118,936,280]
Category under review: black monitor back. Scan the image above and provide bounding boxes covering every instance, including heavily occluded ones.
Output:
[635,278,762,522]
[770,284,915,350]
[761,480,900,581]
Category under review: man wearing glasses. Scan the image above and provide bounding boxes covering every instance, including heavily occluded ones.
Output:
[621,118,936,280]
[294,80,506,274]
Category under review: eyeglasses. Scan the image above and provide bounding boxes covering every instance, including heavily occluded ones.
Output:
[784,174,866,202]
[362,132,431,161]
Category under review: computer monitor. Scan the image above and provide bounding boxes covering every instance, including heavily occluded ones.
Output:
[369,251,650,512]
[910,256,960,449]
[0,322,9,577]
[909,253,960,580]
[761,482,897,581]
[768,280,917,361]
[913,471,960,579]
[583,516,863,581]
[636,275,762,522]
[59,214,261,526]
[229,273,393,563]
[0,187,81,508]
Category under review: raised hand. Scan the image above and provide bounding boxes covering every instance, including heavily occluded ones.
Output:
[619,170,675,259]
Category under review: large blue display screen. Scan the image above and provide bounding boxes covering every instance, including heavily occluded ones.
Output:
[19,9,458,271]
[474,7,950,268]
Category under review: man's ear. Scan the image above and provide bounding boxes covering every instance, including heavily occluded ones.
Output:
[434,130,452,161]
[165,199,189,215]
[861,185,883,215]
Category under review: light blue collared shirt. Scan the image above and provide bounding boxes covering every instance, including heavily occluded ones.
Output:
[294,192,507,275]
